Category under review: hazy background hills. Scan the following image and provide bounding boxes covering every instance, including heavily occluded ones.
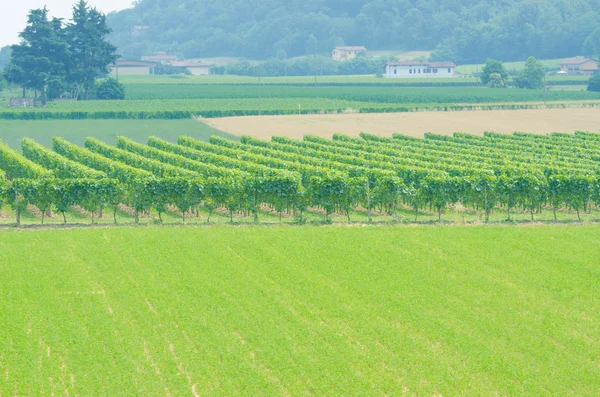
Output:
[106,0,600,62]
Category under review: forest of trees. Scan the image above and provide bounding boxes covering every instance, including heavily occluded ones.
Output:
[106,0,600,62]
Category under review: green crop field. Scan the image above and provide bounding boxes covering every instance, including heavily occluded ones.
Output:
[1,86,599,121]
[121,85,600,102]
[0,225,598,395]
[0,119,235,150]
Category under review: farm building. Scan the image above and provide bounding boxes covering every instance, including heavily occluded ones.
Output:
[332,46,367,62]
[141,51,179,64]
[559,58,599,76]
[170,60,211,75]
[109,60,157,76]
[385,61,456,78]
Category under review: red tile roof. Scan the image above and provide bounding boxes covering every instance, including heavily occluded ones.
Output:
[335,46,367,51]
[560,57,595,65]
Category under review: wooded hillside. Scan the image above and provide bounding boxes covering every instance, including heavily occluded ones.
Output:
[106,0,600,62]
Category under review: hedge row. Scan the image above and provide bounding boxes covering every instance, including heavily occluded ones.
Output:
[1,102,599,120]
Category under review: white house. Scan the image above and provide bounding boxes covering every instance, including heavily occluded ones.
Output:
[386,61,456,78]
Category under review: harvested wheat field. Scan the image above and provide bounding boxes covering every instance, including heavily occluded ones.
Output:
[205,107,600,139]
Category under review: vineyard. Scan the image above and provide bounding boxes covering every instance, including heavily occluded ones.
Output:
[2,130,600,226]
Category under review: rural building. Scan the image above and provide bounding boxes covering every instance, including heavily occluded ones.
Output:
[559,58,599,76]
[109,59,157,76]
[332,46,367,62]
[385,61,456,78]
[171,60,211,75]
[141,51,179,64]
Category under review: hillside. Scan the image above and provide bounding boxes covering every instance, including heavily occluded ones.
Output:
[106,0,600,62]
[1,226,599,395]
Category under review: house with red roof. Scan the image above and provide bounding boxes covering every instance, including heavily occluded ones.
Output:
[332,46,367,62]
[559,57,598,76]
[385,61,456,78]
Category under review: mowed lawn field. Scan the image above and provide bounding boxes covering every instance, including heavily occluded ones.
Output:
[0,119,236,149]
[0,226,599,396]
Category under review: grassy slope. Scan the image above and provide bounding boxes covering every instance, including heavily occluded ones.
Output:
[0,226,598,396]
[0,119,236,149]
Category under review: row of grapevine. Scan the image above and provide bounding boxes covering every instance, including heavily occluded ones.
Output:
[22,138,106,179]
[2,132,600,226]
[0,140,53,179]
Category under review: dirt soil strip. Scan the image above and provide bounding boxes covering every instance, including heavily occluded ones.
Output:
[203,108,600,139]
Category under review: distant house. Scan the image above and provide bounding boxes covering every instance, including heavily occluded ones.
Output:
[171,60,211,76]
[109,60,157,76]
[141,51,179,64]
[559,58,599,76]
[385,61,456,78]
[332,46,367,62]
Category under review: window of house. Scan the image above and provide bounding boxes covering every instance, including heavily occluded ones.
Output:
[418,69,421,73]
[448,68,451,73]
[394,69,397,74]
[433,68,438,73]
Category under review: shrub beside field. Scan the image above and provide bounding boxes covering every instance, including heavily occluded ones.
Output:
[0,226,598,395]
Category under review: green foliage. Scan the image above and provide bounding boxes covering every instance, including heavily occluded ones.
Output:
[95,78,125,100]
[107,0,600,63]
[67,1,118,100]
[582,27,600,60]
[0,46,11,69]
[0,139,53,179]
[588,74,600,92]
[487,73,506,88]
[210,56,391,77]
[515,57,546,89]
[5,130,600,226]
[6,4,117,103]
[481,60,508,86]
[21,137,105,179]
[8,8,69,105]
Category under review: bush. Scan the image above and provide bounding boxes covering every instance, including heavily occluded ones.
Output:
[154,63,191,75]
[514,56,545,89]
[487,73,506,88]
[481,59,508,86]
[96,78,125,100]
[588,74,600,92]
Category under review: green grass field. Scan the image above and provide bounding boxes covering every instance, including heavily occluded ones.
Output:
[0,225,598,395]
[0,119,235,149]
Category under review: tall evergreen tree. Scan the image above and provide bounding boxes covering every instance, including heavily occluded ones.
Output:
[10,8,69,105]
[67,1,118,100]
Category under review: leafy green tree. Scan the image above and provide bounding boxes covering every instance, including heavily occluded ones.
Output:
[95,78,125,99]
[588,74,600,92]
[67,0,118,100]
[10,8,69,105]
[305,34,318,56]
[582,27,600,60]
[487,73,506,88]
[0,46,11,69]
[515,56,545,89]
[481,59,508,86]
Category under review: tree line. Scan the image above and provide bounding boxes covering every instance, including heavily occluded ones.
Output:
[2,1,118,105]
[106,0,600,63]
